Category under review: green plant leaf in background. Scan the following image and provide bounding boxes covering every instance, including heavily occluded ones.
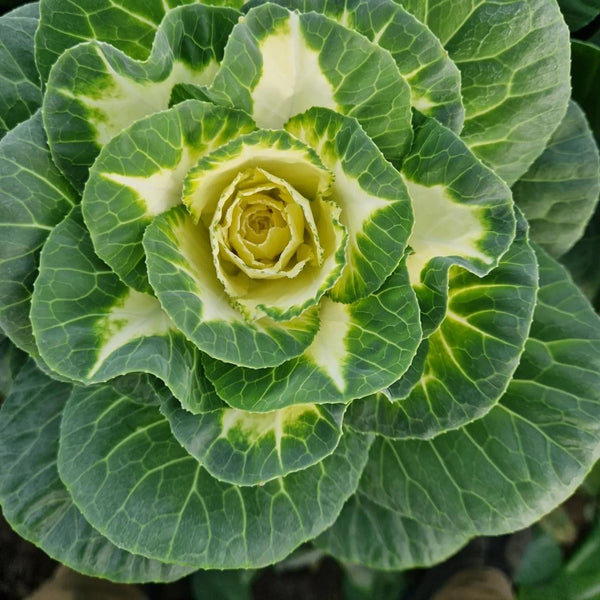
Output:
[342,563,407,600]
[519,518,600,600]
[192,569,255,600]
[515,529,564,588]
[558,0,600,31]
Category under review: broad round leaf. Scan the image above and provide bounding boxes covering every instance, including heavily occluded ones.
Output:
[0,360,194,582]
[318,246,600,569]
[58,383,373,569]
[513,100,600,258]
[245,0,465,132]
[401,0,571,185]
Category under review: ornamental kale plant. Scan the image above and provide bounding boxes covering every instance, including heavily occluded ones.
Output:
[1,0,600,583]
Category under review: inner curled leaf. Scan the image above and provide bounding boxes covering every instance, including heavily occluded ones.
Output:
[183,129,348,321]
[211,167,322,280]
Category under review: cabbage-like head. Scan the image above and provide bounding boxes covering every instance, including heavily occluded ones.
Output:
[1,0,600,582]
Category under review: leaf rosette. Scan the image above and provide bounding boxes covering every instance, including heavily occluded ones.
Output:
[1,0,600,581]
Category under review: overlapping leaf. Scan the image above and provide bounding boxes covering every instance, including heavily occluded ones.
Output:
[203,262,421,411]
[162,397,346,485]
[83,100,255,291]
[209,2,413,161]
[319,247,600,568]
[144,205,321,368]
[245,0,465,132]
[35,0,245,84]
[401,0,571,185]
[30,207,220,414]
[0,9,41,138]
[347,211,537,439]
[285,107,413,303]
[0,112,77,357]
[0,0,597,583]
[0,335,26,398]
[43,3,240,190]
[401,114,516,335]
[0,360,194,582]
[58,383,373,568]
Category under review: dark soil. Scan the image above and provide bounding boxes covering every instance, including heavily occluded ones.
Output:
[0,512,57,600]
[0,514,345,600]
[252,558,344,600]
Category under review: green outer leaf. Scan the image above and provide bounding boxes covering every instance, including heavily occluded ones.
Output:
[209,2,413,161]
[402,0,571,185]
[0,360,193,582]
[0,14,41,139]
[346,213,537,439]
[572,41,600,146]
[144,205,320,368]
[162,397,345,485]
[83,100,255,292]
[0,334,27,398]
[244,0,464,132]
[203,262,421,411]
[58,383,373,568]
[285,107,413,303]
[318,246,600,569]
[557,0,600,30]
[35,0,243,85]
[43,4,240,191]
[402,114,515,335]
[30,206,220,414]
[512,100,600,258]
[0,112,77,357]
